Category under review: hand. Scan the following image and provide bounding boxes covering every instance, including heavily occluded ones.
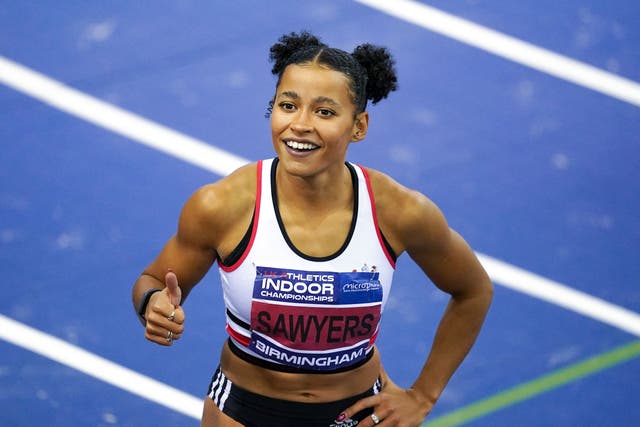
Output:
[144,270,185,346]
[337,376,433,427]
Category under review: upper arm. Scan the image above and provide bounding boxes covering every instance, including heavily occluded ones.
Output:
[134,163,257,306]
[372,171,492,298]
[140,185,221,300]
[406,216,490,298]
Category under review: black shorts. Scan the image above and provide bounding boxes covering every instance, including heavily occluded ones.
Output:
[207,366,381,427]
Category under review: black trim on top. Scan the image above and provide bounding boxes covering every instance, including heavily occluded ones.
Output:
[219,209,256,267]
[226,308,251,330]
[218,158,397,266]
[270,158,358,262]
[379,230,398,263]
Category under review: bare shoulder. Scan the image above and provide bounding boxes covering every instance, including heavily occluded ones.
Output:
[179,162,258,247]
[363,167,449,256]
[188,163,256,210]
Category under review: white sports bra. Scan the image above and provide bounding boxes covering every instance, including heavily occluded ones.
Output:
[218,158,396,373]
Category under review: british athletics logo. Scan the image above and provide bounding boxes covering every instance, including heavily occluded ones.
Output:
[249,266,383,370]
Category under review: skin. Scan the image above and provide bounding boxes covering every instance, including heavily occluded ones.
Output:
[132,62,493,427]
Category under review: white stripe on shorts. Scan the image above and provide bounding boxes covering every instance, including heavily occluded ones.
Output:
[373,378,381,394]
[218,377,232,410]
[208,369,223,400]
[213,374,226,405]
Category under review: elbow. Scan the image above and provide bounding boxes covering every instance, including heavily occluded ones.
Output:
[485,280,494,309]
[460,274,494,309]
[479,271,494,303]
[484,275,494,298]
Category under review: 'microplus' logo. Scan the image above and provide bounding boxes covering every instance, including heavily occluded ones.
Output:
[342,281,381,293]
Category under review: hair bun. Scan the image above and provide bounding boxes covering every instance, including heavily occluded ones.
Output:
[269,31,326,75]
[352,44,398,104]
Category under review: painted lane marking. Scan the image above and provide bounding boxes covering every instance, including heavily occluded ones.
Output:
[478,254,640,337]
[423,340,640,426]
[0,314,202,420]
[0,56,247,177]
[354,0,640,107]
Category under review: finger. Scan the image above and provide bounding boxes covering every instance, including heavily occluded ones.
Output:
[336,394,380,425]
[365,409,396,427]
[152,304,186,326]
[145,318,184,336]
[145,331,180,346]
[166,306,186,325]
[365,412,382,427]
[165,269,182,307]
[147,290,185,324]
[145,322,183,344]
[145,333,171,346]
[145,328,180,346]
[146,309,185,334]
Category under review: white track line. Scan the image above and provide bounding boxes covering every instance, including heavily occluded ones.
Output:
[354,0,640,107]
[0,314,202,419]
[0,56,247,177]
[478,254,640,337]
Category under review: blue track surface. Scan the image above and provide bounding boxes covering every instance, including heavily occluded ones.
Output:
[2,1,639,425]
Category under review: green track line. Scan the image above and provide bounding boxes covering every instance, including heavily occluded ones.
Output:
[423,340,640,427]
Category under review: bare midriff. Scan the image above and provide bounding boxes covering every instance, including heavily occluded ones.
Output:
[219,341,382,402]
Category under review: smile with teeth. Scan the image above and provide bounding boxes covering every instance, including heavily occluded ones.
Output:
[285,140,319,151]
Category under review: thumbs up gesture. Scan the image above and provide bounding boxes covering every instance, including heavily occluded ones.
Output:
[165,269,182,307]
[144,270,185,346]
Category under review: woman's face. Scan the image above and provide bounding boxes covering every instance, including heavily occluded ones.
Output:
[270,63,367,180]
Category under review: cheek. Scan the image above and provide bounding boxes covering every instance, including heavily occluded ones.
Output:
[270,112,288,134]
[329,123,356,142]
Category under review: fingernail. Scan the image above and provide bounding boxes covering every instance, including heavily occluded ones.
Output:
[167,268,174,272]
[335,413,346,422]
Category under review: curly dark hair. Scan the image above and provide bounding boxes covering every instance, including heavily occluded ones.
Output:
[268,31,398,115]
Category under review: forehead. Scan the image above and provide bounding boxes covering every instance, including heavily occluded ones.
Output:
[277,64,354,105]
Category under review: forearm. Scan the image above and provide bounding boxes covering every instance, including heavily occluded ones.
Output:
[411,284,493,405]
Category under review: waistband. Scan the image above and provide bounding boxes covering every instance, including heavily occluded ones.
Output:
[227,338,375,374]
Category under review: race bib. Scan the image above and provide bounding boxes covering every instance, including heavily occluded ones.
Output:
[249,266,383,371]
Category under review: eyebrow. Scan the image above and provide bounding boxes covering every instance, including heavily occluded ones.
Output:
[278,91,340,107]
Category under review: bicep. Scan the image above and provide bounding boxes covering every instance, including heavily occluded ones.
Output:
[402,200,490,297]
[143,234,216,293]
[408,228,489,297]
[142,193,219,299]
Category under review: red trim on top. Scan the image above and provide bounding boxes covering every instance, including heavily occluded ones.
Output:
[360,166,396,269]
[226,324,251,347]
[368,328,380,348]
[219,160,263,272]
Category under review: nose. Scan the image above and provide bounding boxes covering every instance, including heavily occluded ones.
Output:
[290,110,313,134]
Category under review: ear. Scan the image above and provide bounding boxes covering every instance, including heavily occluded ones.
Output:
[351,112,369,142]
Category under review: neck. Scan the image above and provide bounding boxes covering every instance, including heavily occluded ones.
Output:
[275,162,353,211]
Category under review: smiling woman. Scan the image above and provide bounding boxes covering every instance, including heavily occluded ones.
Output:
[131,31,493,427]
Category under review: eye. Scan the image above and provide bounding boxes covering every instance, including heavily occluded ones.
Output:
[316,108,335,117]
[278,102,296,111]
